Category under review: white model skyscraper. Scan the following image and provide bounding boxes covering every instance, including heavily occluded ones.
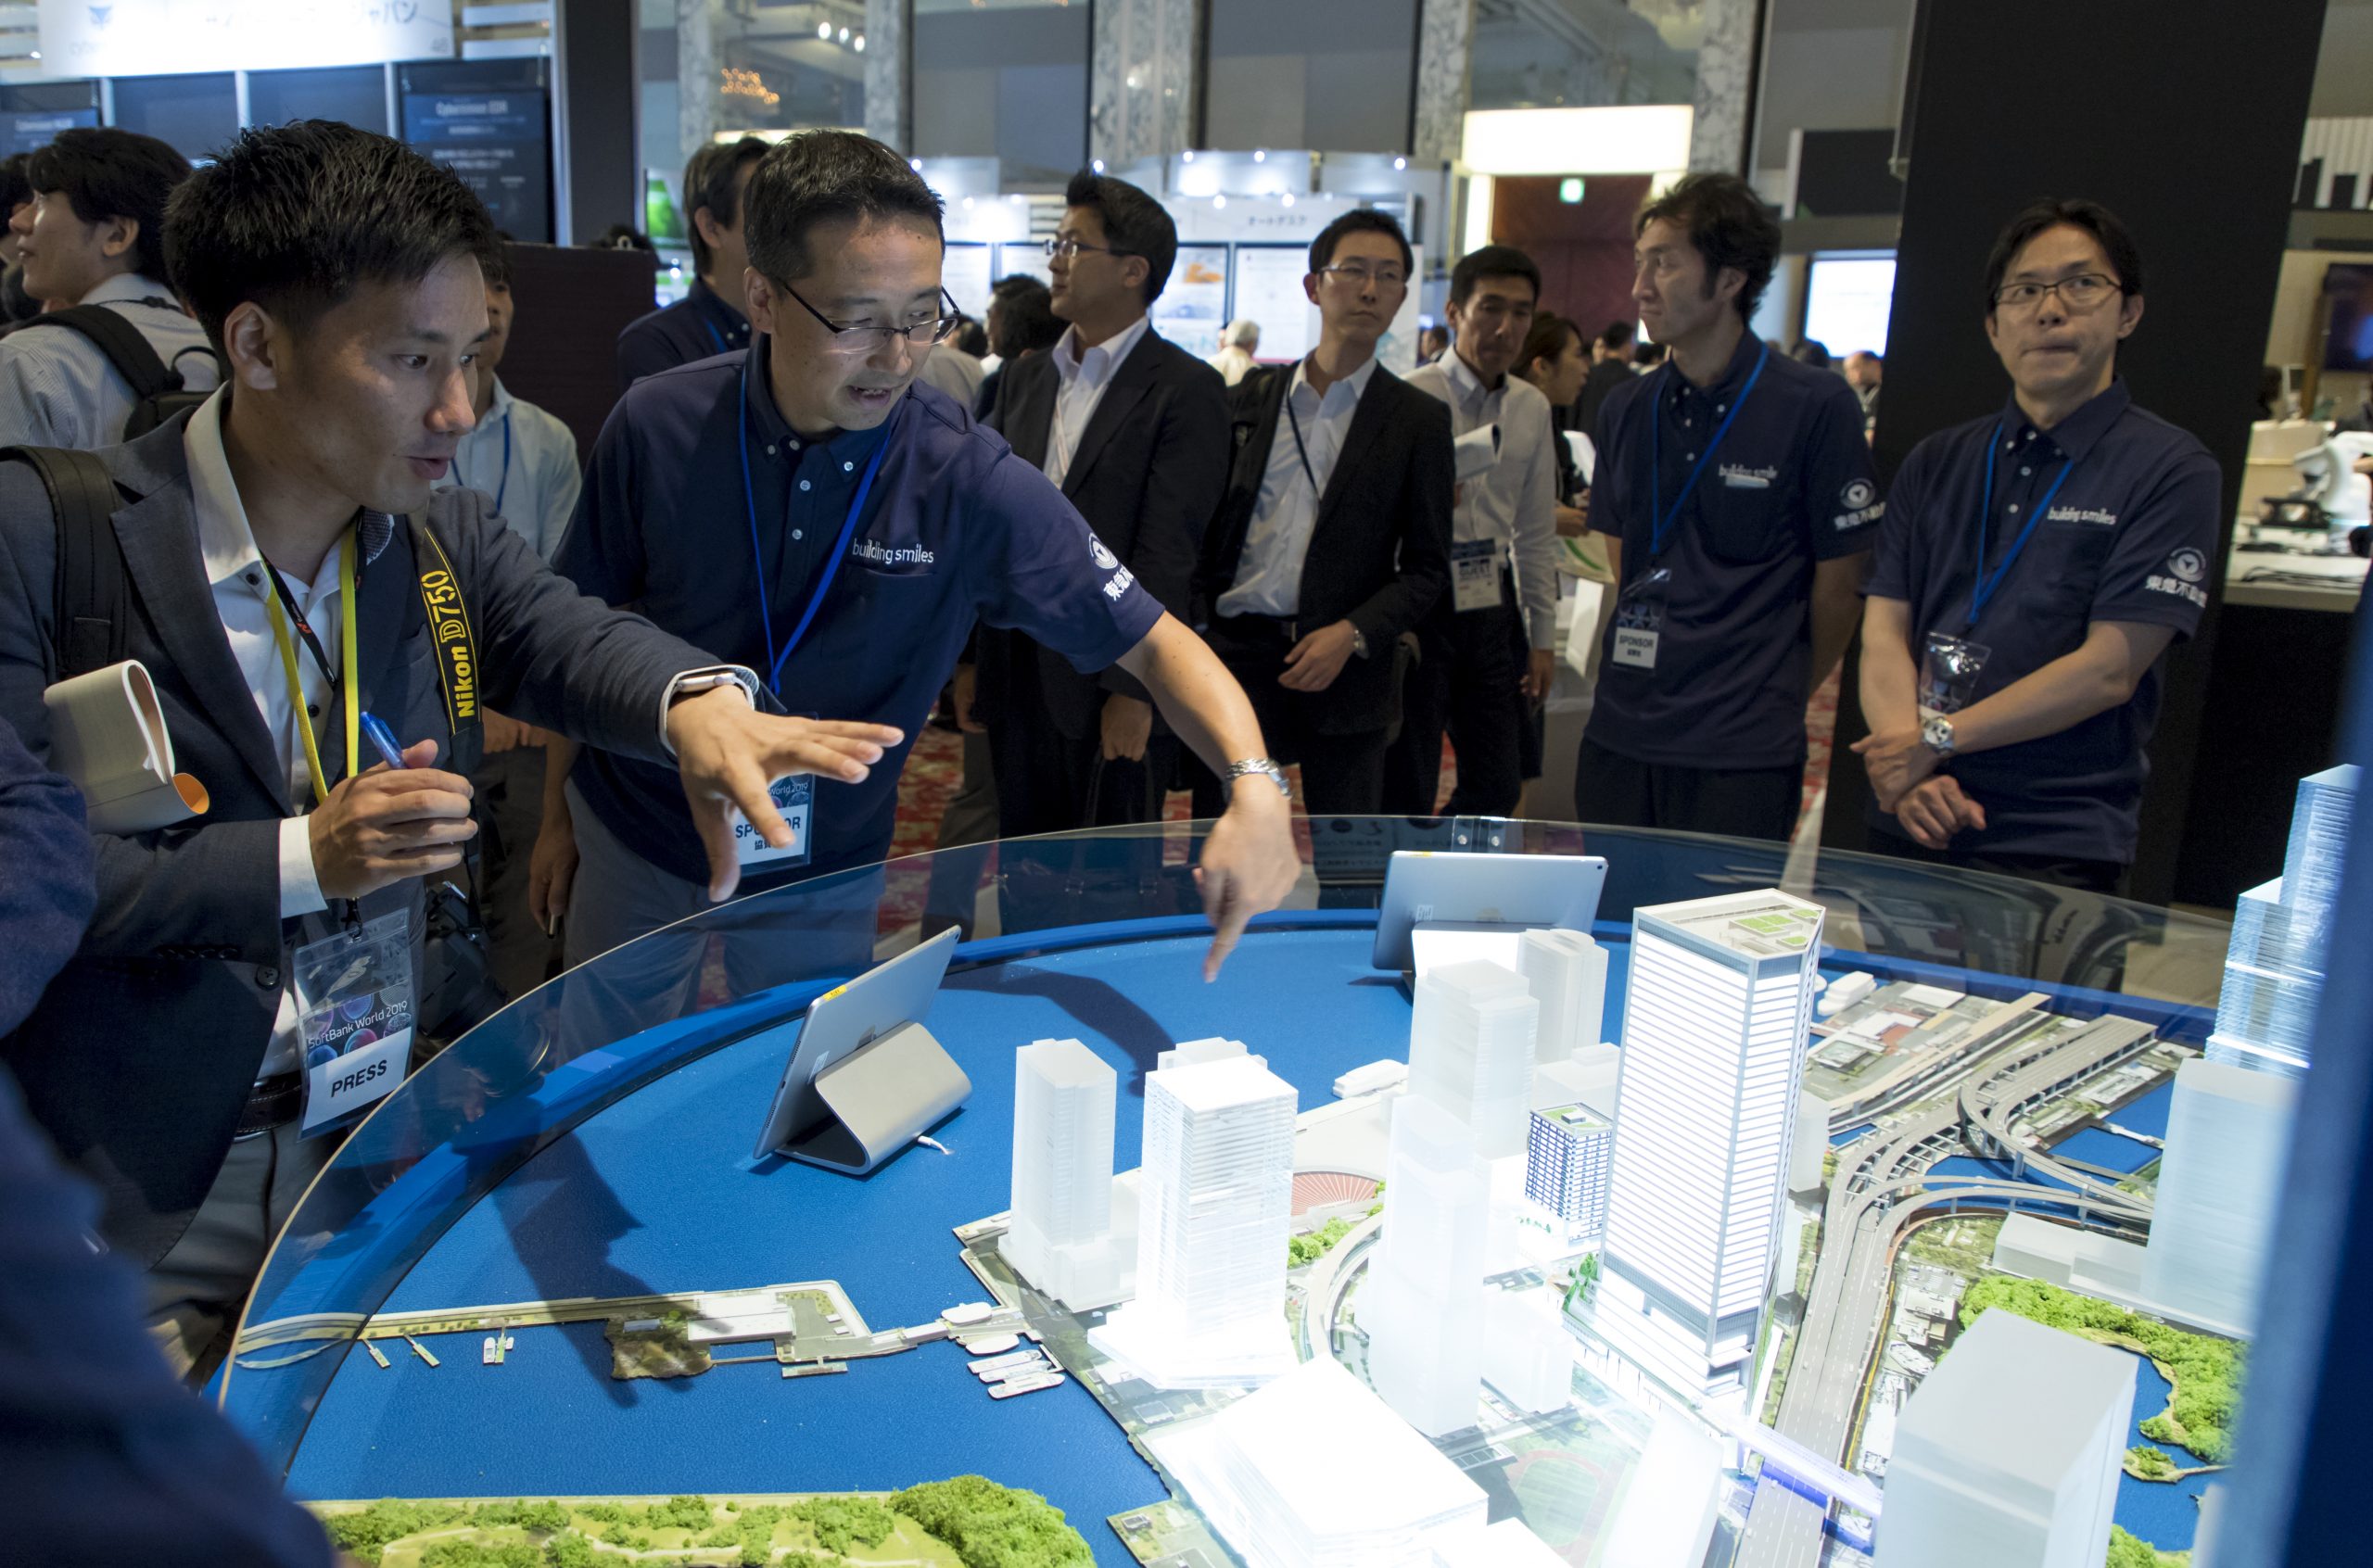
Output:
[1090,1052,1298,1386]
[1005,1039,1129,1310]
[1875,1309,2134,1568]
[2140,1056,2298,1335]
[1408,959,1539,1158]
[1517,927,1608,1064]
[1586,890,1823,1404]
[1361,1095,1491,1435]
[2207,764,2358,1077]
[1525,1101,1613,1248]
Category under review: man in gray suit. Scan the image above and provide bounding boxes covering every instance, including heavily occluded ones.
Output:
[0,121,900,1381]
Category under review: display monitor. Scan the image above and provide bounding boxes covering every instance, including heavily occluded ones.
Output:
[2324,263,2373,372]
[1153,244,1232,360]
[1372,851,1609,971]
[751,926,962,1163]
[1802,251,1896,359]
[943,242,994,324]
[1232,245,1320,364]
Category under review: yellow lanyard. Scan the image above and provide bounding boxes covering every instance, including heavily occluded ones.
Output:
[261,535,359,808]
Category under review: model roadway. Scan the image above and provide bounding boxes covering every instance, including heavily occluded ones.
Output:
[230,916,2197,1568]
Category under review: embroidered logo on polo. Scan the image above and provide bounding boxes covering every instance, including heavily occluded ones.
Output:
[2049,505,2118,525]
[2147,547,2210,607]
[1719,462,1776,489]
[1834,476,1884,530]
[1090,537,1120,571]
[1101,565,1137,601]
[850,537,935,568]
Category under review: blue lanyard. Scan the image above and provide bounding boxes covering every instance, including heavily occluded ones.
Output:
[1647,338,1769,559]
[701,316,728,355]
[737,355,896,695]
[1967,418,2079,630]
[463,407,511,515]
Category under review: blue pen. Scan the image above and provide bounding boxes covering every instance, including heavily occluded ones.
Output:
[359,712,410,772]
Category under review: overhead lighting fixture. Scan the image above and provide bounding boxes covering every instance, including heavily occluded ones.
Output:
[1091,158,1105,173]
[839,26,850,42]
[1393,156,1407,171]
[1281,193,1294,207]
[1181,149,1195,163]
[962,196,975,209]
[909,158,923,171]
[818,20,831,38]
[1558,176,1585,203]
[854,33,865,51]
[1252,149,1265,163]
[1212,195,1226,209]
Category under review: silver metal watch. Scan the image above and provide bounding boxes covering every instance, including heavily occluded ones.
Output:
[1224,757,1292,799]
[1921,714,1957,758]
[669,669,759,706]
[1350,626,1371,660]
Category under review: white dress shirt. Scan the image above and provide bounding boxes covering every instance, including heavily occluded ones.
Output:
[1404,348,1560,649]
[1044,314,1151,488]
[436,377,582,563]
[1217,351,1381,620]
[0,272,220,449]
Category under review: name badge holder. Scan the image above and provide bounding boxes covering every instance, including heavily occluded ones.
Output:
[1919,630,1991,722]
[1610,565,1671,670]
[1450,537,1504,613]
[295,910,415,1136]
[732,362,900,870]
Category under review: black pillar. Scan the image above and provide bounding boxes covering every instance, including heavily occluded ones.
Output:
[1820,0,2328,906]
[552,0,641,245]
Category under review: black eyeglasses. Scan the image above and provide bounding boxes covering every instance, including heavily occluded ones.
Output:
[779,279,962,355]
[1990,272,2122,315]
[1045,237,1134,262]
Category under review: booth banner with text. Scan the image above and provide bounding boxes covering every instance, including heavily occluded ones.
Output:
[38,0,452,78]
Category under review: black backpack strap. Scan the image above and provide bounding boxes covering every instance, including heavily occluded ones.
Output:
[2,444,130,679]
[23,305,179,402]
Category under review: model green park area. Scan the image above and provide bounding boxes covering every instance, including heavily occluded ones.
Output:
[2107,1524,2191,1567]
[1961,1276,2244,1467]
[315,1480,1092,1568]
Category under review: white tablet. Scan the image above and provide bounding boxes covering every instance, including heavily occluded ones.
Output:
[751,926,960,1161]
[1371,851,1609,971]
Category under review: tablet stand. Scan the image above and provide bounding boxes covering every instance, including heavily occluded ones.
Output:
[781,1020,972,1175]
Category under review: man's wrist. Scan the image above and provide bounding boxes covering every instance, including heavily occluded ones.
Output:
[1222,757,1291,804]
[1340,621,1370,660]
[658,665,761,756]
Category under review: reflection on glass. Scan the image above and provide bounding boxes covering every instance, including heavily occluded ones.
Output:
[1469,0,1702,112]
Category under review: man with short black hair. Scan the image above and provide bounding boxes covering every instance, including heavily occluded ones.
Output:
[1194,209,1453,815]
[0,120,890,1379]
[1854,199,2218,893]
[1577,317,1636,433]
[1387,243,1559,816]
[539,131,1297,994]
[1578,171,1881,842]
[973,272,1059,419]
[0,127,218,448]
[976,169,1229,833]
[615,134,769,388]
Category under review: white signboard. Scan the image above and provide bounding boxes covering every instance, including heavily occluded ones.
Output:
[40,0,452,79]
[942,243,994,324]
[1231,245,1318,366]
[1152,244,1229,360]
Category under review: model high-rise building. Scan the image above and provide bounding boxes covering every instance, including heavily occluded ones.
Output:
[1408,959,1538,1159]
[2206,764,2359,1077]
[1005,1039,1130,1310]
[1525,1101,1613,1247]
[1586,890,1823,1404]
[1144,1356,1488,1568]
[1361,1095,1491,1435]
[1517,928,1608,1065]
[2140,1056,2298,1335]
[1875,1309,2134,1568]
[1089,1052,1298,1386]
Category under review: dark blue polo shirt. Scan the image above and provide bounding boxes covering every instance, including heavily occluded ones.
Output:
[615,276,753,390]
[1865,381,2220,863]
[557,335,1163,889]
[1586,331,1883,768]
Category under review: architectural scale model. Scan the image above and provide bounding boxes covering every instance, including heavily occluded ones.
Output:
[1523,1099,1613,1250]
[1088,1050,1299,1387]
[2139,1056,2297,1335]
[1406,959,1538,1158]
[1582,890,1823,1406]
[1516,926,1607,1064]
[1872,1309,2134,1568]
[2206,762,2359,1077]
[1361,1094,1491,1435]
[1004,1039,1132,1310]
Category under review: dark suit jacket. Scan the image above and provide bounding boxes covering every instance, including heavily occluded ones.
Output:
[1195,360,1454,734]
[980,326,1230,739]
[0,417,722,1264]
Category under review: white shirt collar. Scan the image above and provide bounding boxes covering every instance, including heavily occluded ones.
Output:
[1052,314,1151,389]
[1292,349,1381,408]
[187,387,395,588]
[80,272,173,309]
[1443,346,1503,408]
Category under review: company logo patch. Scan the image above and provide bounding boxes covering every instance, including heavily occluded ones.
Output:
[1842,479,1876,511]
[2146,550,2210,608]
[850,537,935,567]
[1719,462,1776,489]
[2048,505,2118,526]
[2167,547,2207,584]
[1101,565,1137,601]
[1090,537,1120,571]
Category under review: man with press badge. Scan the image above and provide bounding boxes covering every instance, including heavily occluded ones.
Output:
[0,124,898,1382]
[1580,173,1881,842]
[1856,199,2218,893]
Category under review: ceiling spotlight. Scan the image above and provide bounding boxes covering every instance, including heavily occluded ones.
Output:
[853,32,865,51]
[839,26,850,42]
[1393,156,1407,170]
[1181,149,1195,163]
[909,158,923,171]
[818,20,831,37]
[1252,149,1266,163]
[1091,158,1105,173]
[1212,195,1226,209]
[1281,193,1294,207]
[962,196,975,209]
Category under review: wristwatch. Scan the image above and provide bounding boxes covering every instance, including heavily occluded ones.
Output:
[1921,714,1957,758]
[1224,758,1292,799]
[1349,626,1372,660]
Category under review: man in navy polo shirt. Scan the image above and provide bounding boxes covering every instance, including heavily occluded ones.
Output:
[1580,173,1880,841]
[1855,199,2220,893]
[615,136,768,389]
[536,130,1298,1000]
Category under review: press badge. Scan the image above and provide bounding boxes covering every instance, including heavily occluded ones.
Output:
[1919,631,1992,720]
[294,910,414,1136]
[1451,537,1504,613]
[1610,566,1672,670]
[732,772,815,869]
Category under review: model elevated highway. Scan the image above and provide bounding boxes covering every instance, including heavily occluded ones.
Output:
[1730,1001,2164,1568]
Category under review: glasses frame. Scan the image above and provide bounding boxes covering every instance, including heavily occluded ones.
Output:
[779,278,963,354]
[1990,272,2124,314]
[1044,236,1136,263]
[1317,260,1409,291]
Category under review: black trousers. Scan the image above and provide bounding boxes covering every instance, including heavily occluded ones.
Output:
[987,702,1174,839]
[1382,591,1526,818]
[1868,833,2130,897]
[1572,735,1803,843]
[1192,616,1389,816]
